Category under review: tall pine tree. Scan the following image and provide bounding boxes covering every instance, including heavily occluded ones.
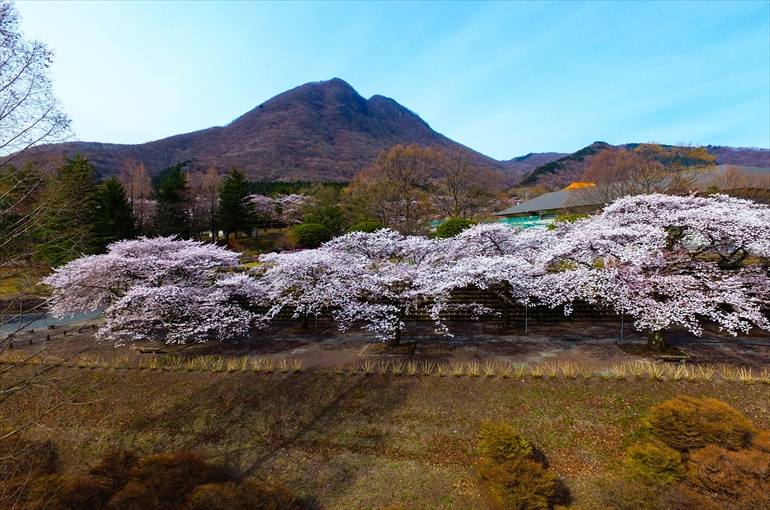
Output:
[218,167,257,240]
[151,162,190,238]
[37,154,99,264]
[92,176,137,251]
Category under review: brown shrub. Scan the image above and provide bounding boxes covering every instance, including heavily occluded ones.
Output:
[752,430,770,453]
[0,430,59,508]
[90,449,140,492]
[107,451,214,510]
[191,480,299,510]
[105,480,155,510]
[661,483,723,510]
[44,475,110,510]
[683,444,770,509]
[644,396,757,452]
[478,457,557,510]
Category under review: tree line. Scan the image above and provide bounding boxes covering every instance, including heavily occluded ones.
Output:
[44,193,770,352]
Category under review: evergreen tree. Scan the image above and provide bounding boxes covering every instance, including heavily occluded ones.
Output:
[36,154,99,264]
[92,176,137,251]
[151,163,190,237]
[218,167,257,240]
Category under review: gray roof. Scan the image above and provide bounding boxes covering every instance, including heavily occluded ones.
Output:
[497,188,599,216]
[498,165,769,217]
[694,164,769,184]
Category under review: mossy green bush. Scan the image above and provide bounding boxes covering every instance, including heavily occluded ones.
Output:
[623,440,685,486]
[476,422,564,510]
[346,220,386,233]
[547,214,589,230]
[434,218,477,238]
[289,223,332,248]
[477,422,532,463]
[643,396,758,452]
[478,458,557,510]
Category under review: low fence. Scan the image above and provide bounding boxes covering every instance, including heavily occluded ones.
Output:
[246,287,622,324]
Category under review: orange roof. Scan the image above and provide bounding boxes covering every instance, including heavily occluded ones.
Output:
[563,181,596,190]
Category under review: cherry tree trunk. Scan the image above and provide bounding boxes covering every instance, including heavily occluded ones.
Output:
[301,313,309,330]
[389,327,401,348]
[647,329,666,351]
[502,302,511,330]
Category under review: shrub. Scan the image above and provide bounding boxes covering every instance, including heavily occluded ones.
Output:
[623,441,685,486]
[110,450,214,509]
[682,444,770,509]
[476,422,566,509]
[547,213,588,230]
[602,397,770,510]
[346,220,386,233]
[478,458,557,510]
[643,396,757,452]
[46,475,110,510]
[0,443,303,510]
[89,449,140,491]
[0,430,59,508]
[191,480,299,510]
[289,223,332,248]
[434,218,477,238]
[752,430,770,453]
[477,422,532,463]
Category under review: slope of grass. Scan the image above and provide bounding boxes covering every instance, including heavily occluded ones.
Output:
[1,367,768,509]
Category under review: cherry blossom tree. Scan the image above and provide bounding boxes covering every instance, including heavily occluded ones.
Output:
[42,237,264,345]
[539,194,770,350]
[250,194,279,224]
[319,230,450,347]
[257,248,355,331]
[435,223,553,330]
[275,194,307,225]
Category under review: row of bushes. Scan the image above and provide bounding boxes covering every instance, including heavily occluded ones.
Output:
[3,353,770,384]
[0,438,301,510]
[603,396,770,509]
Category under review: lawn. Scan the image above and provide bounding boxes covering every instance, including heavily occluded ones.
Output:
[1,364,768,509]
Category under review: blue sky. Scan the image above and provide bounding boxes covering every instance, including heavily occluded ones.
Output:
[16,1,770,160]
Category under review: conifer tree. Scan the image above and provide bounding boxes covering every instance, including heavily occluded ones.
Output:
[218,167,257,240]
[36,154,99,264]
[151,163,190,237]
[92,176,137,250]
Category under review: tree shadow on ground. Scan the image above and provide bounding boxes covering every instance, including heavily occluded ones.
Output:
[118,370,418,507]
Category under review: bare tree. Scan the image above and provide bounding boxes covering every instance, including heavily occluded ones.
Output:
[432,147,505,219]
[187,168,221,242]
[117,160,153,233]
[0,2,70,166]
[200,166,221,240]
[344,144,438,235]
[0,3,96,455]
[578,144,716,207]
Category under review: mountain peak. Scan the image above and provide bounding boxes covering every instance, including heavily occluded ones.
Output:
[33,79,510,183]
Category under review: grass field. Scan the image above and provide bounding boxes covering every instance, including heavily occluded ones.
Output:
[1,362,768,509]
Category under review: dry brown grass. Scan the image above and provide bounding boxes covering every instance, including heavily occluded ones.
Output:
[1,363,768,510]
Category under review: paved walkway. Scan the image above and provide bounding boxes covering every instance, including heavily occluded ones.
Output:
[11,319,768,370]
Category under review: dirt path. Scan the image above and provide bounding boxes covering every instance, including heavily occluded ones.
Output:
[9,319,770,370]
